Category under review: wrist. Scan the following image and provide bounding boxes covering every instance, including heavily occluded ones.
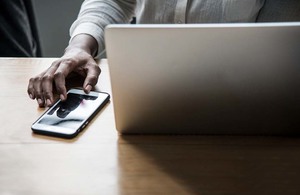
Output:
[66,34,98,57]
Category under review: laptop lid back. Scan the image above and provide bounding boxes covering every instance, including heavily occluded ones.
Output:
[105,23,300,135]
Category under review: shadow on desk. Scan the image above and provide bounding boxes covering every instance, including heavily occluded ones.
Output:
[118,135,300,195]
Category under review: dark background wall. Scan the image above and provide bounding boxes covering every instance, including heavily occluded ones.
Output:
[32,0,83,57]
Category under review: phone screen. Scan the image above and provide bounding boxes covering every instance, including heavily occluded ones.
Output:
[32,89,110,138]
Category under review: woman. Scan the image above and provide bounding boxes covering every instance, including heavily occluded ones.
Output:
[27,0,300,107]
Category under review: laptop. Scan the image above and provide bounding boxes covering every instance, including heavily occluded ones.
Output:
[105,23,300,135]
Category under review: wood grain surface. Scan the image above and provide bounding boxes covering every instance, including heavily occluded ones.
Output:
[0,58,299,195]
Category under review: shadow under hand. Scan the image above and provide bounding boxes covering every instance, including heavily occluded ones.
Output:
[65,72,86,91]
[117,135,300,195]
[49,73,99,103]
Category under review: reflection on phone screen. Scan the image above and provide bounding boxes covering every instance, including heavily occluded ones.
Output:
[38,94,98,129]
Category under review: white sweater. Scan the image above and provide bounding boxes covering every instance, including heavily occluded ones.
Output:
[70,0,295,59]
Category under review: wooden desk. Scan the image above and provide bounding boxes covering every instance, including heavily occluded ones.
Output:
[0,58,300,195]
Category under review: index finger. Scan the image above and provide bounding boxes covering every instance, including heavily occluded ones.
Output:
[53,60,77,100]
[41,63,59,106]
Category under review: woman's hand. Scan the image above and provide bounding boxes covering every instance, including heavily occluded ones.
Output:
[27,34,100,107]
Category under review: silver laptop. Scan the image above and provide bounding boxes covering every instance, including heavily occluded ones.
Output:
[105,23,300,135]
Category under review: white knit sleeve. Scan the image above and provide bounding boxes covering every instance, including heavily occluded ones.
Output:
[69,0,136,59]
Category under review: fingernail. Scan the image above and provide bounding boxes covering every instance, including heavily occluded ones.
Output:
[60,94,65,100]
[85,85,92,93]
[46,99,52,107]
[37,98,44,105]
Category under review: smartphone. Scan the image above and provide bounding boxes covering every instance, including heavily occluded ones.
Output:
[32,89,110,139]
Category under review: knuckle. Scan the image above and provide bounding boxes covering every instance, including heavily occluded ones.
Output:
[88,62,101,73]
[62,58,77,67]
[35,92,43,99]
[28,79,35,90]
[53,71,64,79]
[28,77,34,83]
[42,74,53,82]
[52,59,60,65]
[43,91,52,98]
[56,85,65,93]
[88,75,99,84]
[33,76,42,83]
[94,65,101,73]
[27,87,33,94]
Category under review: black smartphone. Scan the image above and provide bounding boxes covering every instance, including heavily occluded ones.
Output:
[31,89,110,139]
